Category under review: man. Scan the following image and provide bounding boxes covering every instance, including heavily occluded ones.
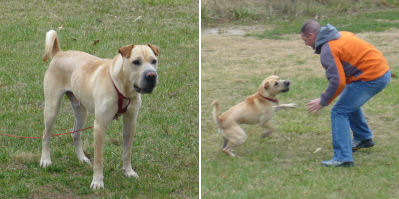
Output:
[300,20,391,167]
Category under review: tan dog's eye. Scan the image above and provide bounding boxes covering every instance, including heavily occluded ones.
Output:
[132,60,141,66]
[274,82,279,86]
[151,59,157,65]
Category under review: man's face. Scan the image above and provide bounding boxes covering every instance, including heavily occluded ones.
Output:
[301,32,316,50]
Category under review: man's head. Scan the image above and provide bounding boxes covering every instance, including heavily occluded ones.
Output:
[300,20,321,50]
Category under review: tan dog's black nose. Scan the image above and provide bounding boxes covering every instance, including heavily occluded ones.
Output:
[284,80,290,87]
[145,71,157,82]
[139,70,157,93]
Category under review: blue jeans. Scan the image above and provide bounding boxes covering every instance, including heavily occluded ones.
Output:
[330,70,391,162]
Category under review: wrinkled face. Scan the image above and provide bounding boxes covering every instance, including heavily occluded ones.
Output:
[260,75,290,97]
[301,32,316,50]
[118,44,159,94]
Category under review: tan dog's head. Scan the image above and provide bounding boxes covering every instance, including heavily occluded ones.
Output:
[258,75,290,97]
[115,44,159,94]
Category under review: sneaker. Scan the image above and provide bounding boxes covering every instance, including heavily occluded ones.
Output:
[352,139,374,152]
[321,159,354,167]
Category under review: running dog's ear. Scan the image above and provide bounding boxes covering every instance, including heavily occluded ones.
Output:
[118,44,135,58]
[264,81,269,89]
[147,43,159,56]
[272,70,281,76]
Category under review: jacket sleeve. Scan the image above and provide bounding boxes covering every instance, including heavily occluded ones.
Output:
[319,43,346,106]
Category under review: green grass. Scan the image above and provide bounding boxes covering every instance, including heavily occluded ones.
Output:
[0,0,198,198]
[201,14,399,199]
[253,8,399,39]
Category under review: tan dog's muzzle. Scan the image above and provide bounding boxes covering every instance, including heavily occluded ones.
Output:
[135,70,158,93]
[281,80,290,92]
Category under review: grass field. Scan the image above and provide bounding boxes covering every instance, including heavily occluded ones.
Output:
[0,0,198,198]
[202,0,399,28]
[201,7,399,199]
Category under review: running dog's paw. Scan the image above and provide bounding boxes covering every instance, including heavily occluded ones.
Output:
[223,149,236,157]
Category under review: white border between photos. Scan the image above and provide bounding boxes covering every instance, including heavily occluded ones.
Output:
[198,0,202,197]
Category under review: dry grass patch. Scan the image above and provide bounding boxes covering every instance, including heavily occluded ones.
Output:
[11,151,39,164]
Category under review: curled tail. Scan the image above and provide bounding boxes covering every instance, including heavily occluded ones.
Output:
[211,100,221,126]
[43,30,61,62]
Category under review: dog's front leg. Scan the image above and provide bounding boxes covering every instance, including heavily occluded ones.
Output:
[273,103,297,112]
[260,121,274,138]
[90,119,110,190]
[122,101,140,178]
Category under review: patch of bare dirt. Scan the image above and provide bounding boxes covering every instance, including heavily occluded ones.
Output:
[202,25,272,36]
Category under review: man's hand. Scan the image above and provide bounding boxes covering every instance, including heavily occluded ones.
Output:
[306,98,323,114]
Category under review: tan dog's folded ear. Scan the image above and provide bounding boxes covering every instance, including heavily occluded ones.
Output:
[147,43,159,56]
[118,44,135,58]
[264,81,269,89]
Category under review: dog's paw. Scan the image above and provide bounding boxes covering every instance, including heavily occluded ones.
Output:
[79,156,91,165]
[124,168,139,178]
[288,103,297,107]
[223,150,236,157]
[90,179,105,190]
[40,158,52,168]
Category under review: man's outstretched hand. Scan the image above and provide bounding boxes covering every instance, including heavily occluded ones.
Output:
[306,98,323,114]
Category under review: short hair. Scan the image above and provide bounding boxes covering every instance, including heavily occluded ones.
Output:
[300,20,321,35]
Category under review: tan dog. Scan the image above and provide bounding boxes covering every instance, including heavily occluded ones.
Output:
[212,75,296,157]
[40,30,159,189]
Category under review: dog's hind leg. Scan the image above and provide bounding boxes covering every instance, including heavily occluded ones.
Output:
[40,89,64,168]
[220,129,236,156]
[222,125,247,157]
[223,137,228,149]
[222,137,237,156]
[66,92,90,164]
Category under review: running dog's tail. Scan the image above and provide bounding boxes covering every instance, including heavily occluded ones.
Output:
[211,100,221,126]
[43,30,61,62]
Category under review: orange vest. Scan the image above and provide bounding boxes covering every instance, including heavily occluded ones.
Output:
[319,31,390,105]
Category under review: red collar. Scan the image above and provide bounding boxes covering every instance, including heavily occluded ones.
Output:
[113,82,131,120]
[258,93,278,103]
